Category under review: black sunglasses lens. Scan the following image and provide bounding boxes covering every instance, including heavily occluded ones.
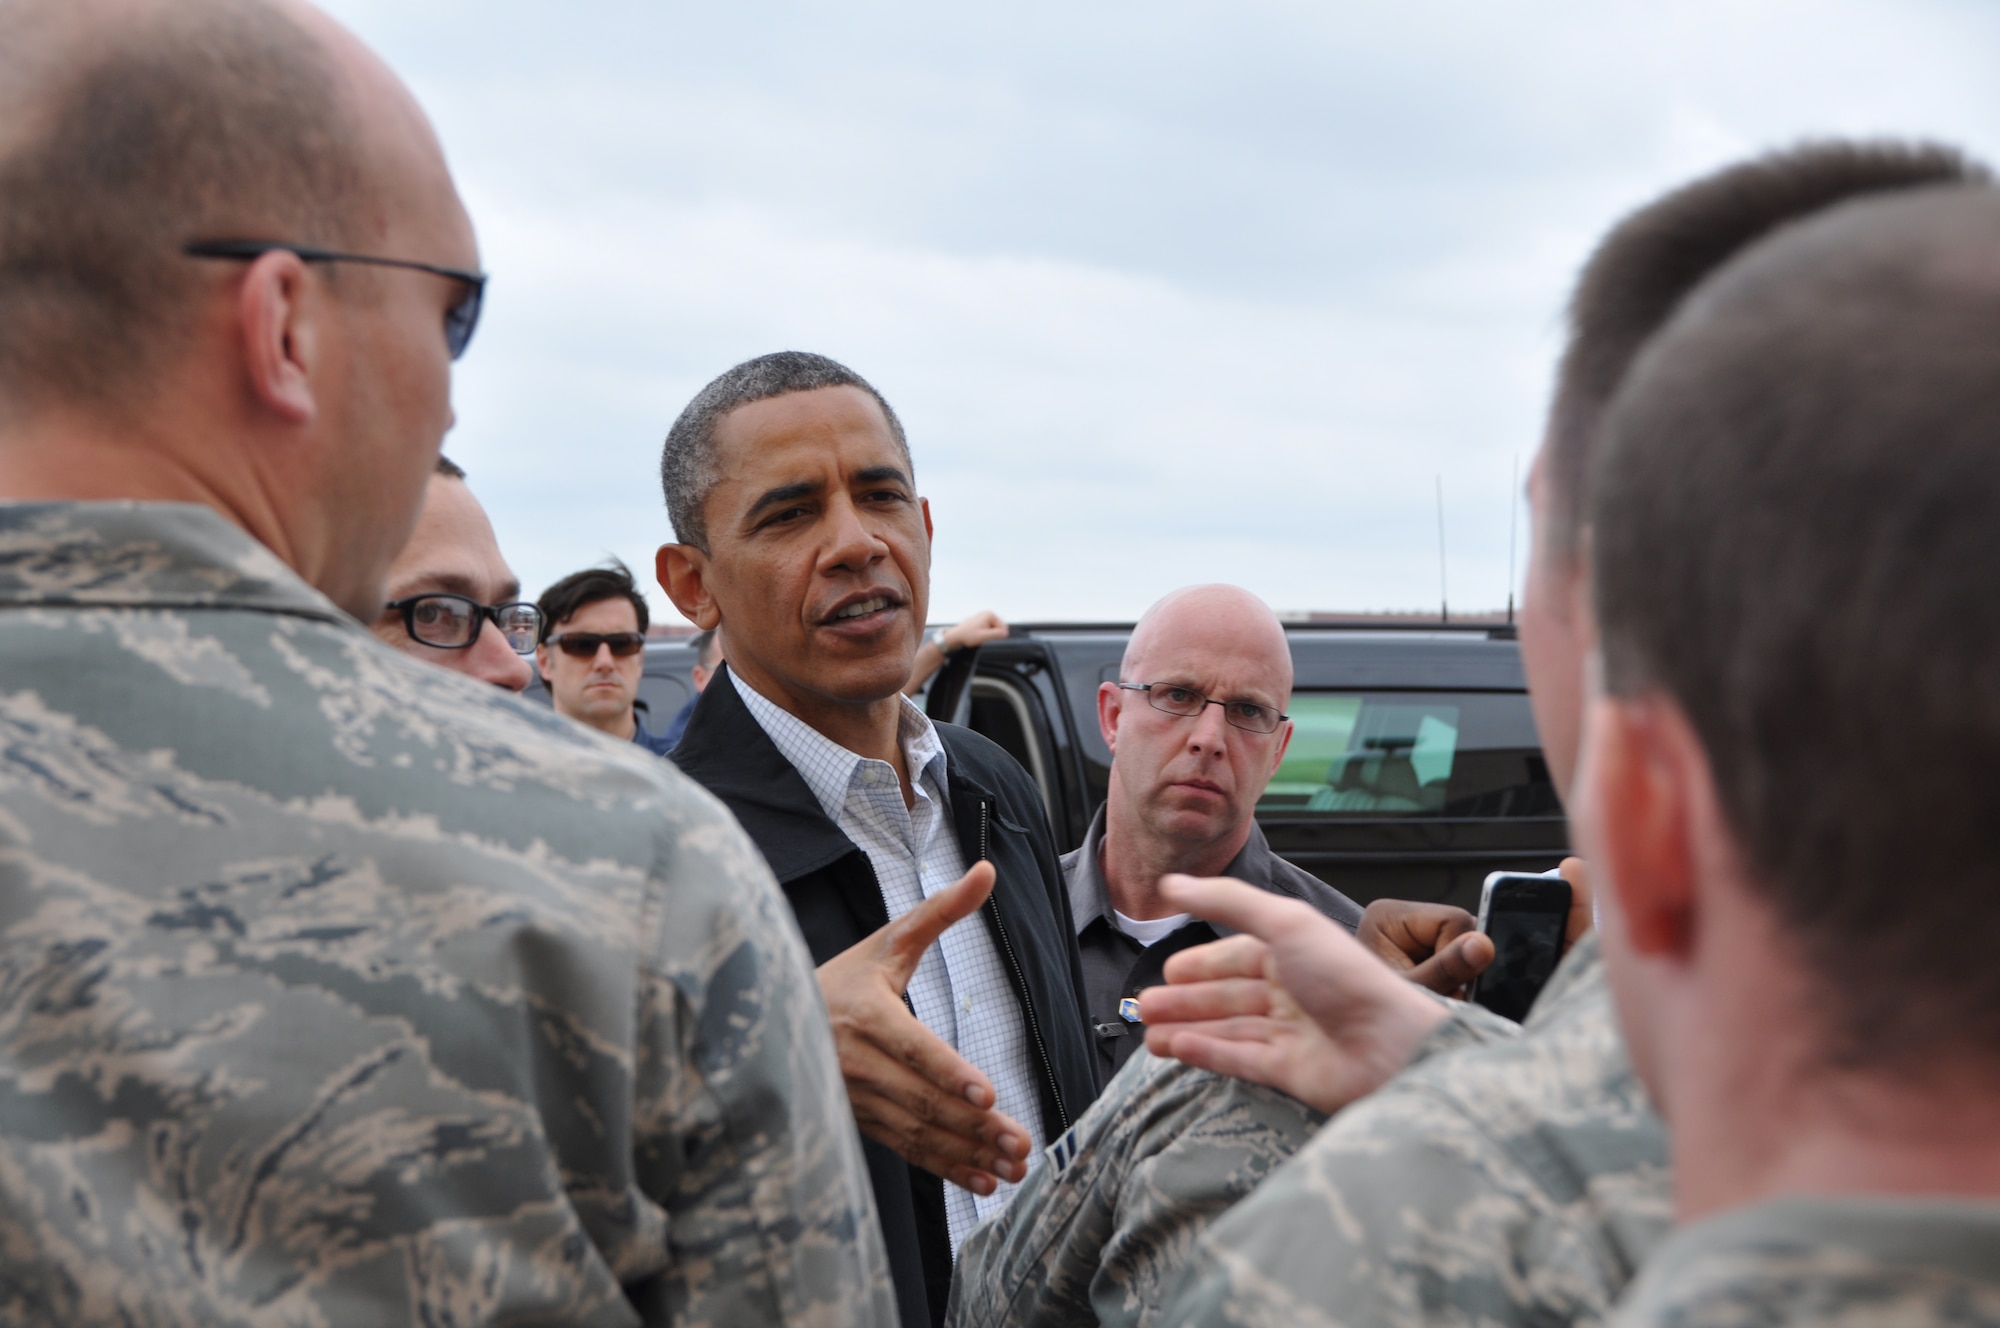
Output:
[444,281,483,360]
[557,633,644,658]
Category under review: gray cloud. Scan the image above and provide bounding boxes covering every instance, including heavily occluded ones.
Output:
[324,0,2000,620]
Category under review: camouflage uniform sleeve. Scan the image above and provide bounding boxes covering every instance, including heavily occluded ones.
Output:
[1407,993,1523,1064]
[628,788,897,1327]
[1156,969,1665,1328]
[1154,1087,1581,1328]
[948,1051,1325,1328]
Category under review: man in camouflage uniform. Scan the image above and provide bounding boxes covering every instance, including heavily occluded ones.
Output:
[1581,183,2000,1326]
[953,142,1988,1328]
[0,2,892,1324]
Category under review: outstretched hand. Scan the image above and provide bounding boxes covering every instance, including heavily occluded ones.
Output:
[1138,875,1449,1114]
[817,861,1032,1195]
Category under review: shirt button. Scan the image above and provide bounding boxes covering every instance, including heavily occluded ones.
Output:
[963,995,974,1013]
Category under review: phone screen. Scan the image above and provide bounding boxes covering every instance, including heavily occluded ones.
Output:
[1470,873,1572,1023]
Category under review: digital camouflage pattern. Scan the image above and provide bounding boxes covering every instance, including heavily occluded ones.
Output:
[944,1051,1323,1328]
[944,966,1520,1328]
[1157,933,1672,1328]
[0,503,896,1327]
[1609,1195,2000,1328]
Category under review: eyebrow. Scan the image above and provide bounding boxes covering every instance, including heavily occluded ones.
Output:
[745,479,823,523]
[388,572,505,603]
[854,465,912,488]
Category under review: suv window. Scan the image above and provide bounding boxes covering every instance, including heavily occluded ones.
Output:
[1260,691,1559,818]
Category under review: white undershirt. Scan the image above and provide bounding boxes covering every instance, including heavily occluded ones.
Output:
[1112,908,1195,948]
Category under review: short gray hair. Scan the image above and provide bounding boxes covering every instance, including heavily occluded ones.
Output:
[659,350,911,551]
[0,0,373,417]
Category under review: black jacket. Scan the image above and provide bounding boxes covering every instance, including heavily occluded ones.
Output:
[672,667,1099,1328]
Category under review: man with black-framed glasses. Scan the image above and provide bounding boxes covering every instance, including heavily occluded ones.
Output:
[370,456,538,692]
[534,559,672,752]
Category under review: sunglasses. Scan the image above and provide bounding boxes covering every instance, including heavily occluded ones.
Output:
[545,631,647,659]
[184,238,487,359]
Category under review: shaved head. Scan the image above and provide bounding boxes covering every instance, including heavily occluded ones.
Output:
[1123,584,1294,700]
[0,0,413,417]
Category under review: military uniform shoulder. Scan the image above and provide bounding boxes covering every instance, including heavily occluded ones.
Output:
[1610,1196,2000,1328]
[1387,946,1654,1145]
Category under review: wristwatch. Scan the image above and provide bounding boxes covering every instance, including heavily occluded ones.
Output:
[931,627,961,656]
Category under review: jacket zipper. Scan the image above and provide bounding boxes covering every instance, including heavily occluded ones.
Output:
[978,795,1072,1135]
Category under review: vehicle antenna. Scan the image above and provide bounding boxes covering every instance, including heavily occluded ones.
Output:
[1435,473,1449,624]
[1507,452,1520,625]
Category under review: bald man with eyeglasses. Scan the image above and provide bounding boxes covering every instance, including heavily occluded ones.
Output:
[1066,585,1364,1080]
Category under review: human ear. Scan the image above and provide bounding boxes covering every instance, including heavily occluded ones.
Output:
[1268,717,1295,775]
[657,544,720,630]
[1096,680,1123,754]
[534,644,553,677]
[1582,693,1696,961]
[236,251,317,425]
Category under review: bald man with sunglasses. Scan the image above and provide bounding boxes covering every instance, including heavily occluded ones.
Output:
[536,559,675,753]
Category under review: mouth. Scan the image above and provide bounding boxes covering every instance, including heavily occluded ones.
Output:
[1172,779,1226,798]
[818,591,905,629]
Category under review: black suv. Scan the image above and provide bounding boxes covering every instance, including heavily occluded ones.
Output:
[632,622,1567,914]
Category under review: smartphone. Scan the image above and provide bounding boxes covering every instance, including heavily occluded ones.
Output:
[1468,871,1572,1023]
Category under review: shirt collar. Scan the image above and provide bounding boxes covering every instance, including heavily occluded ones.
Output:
[0,501,349,623]
[1068,802,1271,937]
[729,668,950,824]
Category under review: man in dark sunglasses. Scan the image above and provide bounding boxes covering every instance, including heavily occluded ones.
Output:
[534,560,670,753]
[369,456,536,692]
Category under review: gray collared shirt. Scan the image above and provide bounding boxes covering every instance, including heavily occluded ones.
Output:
[731,670,1044,1247]
[1061,806,1362,1076]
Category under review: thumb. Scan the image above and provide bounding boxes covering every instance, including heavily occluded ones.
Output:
[883,860,996,987]
[1160,873,1302,944]
[1404,930,1495,995]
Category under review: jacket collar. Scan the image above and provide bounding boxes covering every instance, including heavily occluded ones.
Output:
[0,501,349,624]
[673,662,1009,887]
[670,662,861,883]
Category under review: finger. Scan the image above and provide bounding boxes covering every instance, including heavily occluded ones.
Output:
[882,861,997,984]
[1136,977,1274,1026]
[846,992,1002,1112]
[1558,857,1595,946]
[1160,933,1271,985]
[1425,906,1480,948]
[1402,930,1495,994]
[839,1033,1029,1159]
[848,1087,1028,1186]
[1144,1025,1290,1087]
[1158,874,1322,945]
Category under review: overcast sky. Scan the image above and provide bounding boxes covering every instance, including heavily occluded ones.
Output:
[322,0,2000,625]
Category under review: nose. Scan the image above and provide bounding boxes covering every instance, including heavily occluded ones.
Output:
[468,618,533,693]
[1185,699,1232,754]
[820,493,887,573]
[592,643,618,669]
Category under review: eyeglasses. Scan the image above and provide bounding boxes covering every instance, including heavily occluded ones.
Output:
[544,632,647,659]
[1118,682,1288,734]
[386,594,541,653]
[184,238,487,360]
